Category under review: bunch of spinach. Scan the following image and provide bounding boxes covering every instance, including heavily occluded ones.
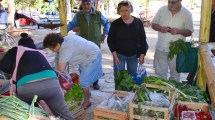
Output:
[114,70,135,91]
[168,39,188,60]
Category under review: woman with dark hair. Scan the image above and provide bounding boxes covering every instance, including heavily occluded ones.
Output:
[18,33,36,49]
[107,1,148,75]
[43,33,103,109]
[0,33,74,120]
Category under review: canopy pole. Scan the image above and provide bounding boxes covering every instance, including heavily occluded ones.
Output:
[197,0,212,90]
[58,0,67,36]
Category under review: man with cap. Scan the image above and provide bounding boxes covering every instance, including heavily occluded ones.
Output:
[67,0,110,90]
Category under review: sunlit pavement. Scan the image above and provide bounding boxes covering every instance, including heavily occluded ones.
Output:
[11,12,201,119]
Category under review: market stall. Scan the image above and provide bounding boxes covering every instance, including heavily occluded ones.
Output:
[199,43,215,110]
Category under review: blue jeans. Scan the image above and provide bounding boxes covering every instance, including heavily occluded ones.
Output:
[114,53,138,75]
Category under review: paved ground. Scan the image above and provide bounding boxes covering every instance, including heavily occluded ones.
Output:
[9,12,200,120]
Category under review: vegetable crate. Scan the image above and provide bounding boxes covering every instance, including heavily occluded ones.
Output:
[129,83,177,120]
[72,106,84,120]
[94,91,135,120]
[175,102,209,120]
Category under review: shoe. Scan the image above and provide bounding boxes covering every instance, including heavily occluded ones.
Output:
[82,102,92,110]
[93,83,100,90]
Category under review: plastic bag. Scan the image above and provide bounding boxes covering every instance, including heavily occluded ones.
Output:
[132,64,147,85]
[148,91,170,107]
[176,42,198,73]
[56,71,73,90]
[105,93,133,112]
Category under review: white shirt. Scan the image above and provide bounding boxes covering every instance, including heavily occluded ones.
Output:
[58,34,100,67]
[151,6,194,52]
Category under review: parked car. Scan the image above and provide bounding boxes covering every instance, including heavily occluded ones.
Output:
[17,13,38,26]
[39,11,60,21]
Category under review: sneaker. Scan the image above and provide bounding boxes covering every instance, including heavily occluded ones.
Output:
[93,83,100,90]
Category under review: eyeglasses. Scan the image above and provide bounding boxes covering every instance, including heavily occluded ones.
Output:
[168,0,178,5]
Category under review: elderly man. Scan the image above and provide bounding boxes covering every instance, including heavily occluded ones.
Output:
[67,0,110,90]
[151,0,194,82]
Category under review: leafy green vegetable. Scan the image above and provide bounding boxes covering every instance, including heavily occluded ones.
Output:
[0,95,48,120]
[64,84,84,111]
[143,76,209,103]
[133,85,150,103]
[114,70,135,91]
[65,84,84,102]
[168,39,188,60]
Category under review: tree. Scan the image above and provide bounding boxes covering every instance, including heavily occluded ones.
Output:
[7,0,15,29]
[14,0,41,17]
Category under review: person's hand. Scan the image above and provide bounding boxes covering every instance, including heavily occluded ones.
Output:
[169,28,181,35]
[100,35,106,43]
[160,26,171,33]
[113,51,120,65]
[114,55,120,65]
[138,54,145,65]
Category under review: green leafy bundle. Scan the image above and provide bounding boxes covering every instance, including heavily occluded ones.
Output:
[0,95,48,120]
[64,84,84,111]
[114,70,135,91]
[168,39,188,60]
[143,76,208,103]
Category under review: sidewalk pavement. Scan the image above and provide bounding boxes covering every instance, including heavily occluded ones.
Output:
[11,19,200,119]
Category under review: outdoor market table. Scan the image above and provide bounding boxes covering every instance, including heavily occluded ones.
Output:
[199,43,215,110]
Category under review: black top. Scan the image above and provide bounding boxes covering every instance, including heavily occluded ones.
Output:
[0,47,53,81]
[209,10,215,42]
[107,17,148,57]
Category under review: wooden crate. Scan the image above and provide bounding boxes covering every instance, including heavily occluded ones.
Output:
[94,91,135,120]
[72,106,84,120]
[129,83,177,120]
[175,102,209,120]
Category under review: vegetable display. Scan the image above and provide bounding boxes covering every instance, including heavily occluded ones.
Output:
[114,70,135,91]
[168,39,188,60]
[177,105,212,120]
[143,76,208,103]
[133,84,170,119]
[64,84,84,112]
[0,95,48,120]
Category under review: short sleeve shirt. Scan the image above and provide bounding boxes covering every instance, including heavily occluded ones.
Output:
[151,6,194,52]
[58,34,100,67]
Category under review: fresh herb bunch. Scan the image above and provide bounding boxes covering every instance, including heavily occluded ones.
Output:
[168,39,188,60]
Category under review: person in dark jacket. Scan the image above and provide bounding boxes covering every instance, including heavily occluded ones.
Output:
[0,33,74,120]
[209,0,215,42]
[107,1,148,75]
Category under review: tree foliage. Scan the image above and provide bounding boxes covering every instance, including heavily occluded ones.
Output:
[14,0,41,9]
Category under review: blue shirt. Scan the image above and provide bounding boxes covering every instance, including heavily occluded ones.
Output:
[67,8,110,35]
